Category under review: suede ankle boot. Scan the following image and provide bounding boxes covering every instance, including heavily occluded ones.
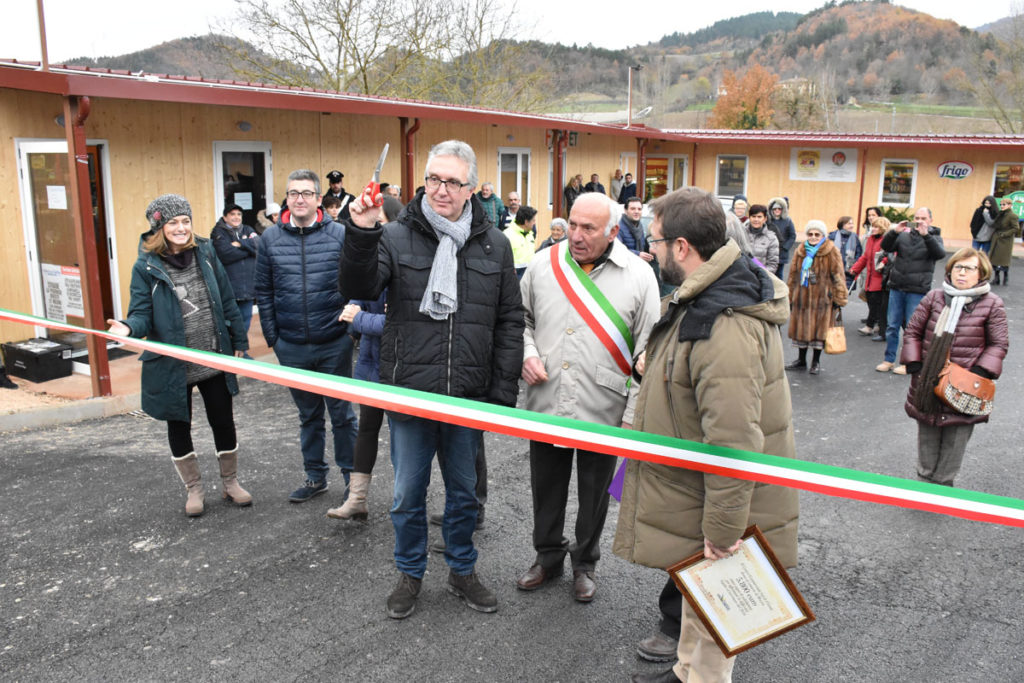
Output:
[216,447,252,506]
[172,452,205,517]
[327,472,370,520]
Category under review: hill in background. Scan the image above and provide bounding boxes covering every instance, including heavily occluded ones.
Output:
[52,1,1014,133]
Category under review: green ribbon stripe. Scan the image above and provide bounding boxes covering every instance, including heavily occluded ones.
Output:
[563,245,635,351]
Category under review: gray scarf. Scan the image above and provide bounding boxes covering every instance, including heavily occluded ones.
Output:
[419,196,472,320]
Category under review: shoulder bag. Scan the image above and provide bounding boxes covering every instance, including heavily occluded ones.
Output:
[824,308,846,355]
[934,358,995,416]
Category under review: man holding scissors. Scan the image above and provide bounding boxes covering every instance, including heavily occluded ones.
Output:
[342,140,524,619]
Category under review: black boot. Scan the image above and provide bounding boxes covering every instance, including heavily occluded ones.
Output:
[809,349,822,375]
[0,366,17,389]
[785,348,808,371]
[1002,268,1008,285]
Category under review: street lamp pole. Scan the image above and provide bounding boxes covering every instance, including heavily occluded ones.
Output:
[627,64,642,127]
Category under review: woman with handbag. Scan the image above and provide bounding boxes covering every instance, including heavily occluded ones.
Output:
[785,220,848,375]
[901,248,1008,486]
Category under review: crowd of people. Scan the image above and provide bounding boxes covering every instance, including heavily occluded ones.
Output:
[102,143,1016,682]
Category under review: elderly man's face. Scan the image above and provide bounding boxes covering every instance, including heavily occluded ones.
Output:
[385,186,401,198]
[480,184,493,199]
[425,155,474,222]
[507,193,521,212]
[568,196,617,264]
[550,223,565,241]
[913,209,931,230]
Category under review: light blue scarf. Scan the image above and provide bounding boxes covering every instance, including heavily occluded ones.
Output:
[800,239,824,287]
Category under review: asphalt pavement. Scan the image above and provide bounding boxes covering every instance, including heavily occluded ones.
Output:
[2,269,1023,682]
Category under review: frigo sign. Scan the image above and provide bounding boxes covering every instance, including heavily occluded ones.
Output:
[937,161,974,180]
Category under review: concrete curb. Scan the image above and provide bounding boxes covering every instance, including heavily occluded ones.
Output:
[0,392,141,432]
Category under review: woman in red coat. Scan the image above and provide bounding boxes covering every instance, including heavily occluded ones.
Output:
[848,216,892,339]
[901,248,1009,486]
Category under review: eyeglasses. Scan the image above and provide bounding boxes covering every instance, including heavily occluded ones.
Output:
[952,264,979,272]
[645,234,673,246]
[286,190,317,200]
[425,176,471,192]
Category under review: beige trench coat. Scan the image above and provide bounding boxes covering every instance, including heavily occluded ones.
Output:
[521,239,661,425]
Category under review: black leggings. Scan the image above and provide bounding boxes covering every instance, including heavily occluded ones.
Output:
[167,374,237,458]
[352,403,385,474]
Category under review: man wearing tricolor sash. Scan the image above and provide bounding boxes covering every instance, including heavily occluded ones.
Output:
[614,187,799,683]
[516,192,660,603]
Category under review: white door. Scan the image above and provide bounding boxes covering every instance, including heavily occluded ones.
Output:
[213,141,273,228]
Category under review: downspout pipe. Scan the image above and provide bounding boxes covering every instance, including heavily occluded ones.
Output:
[401,117,421,204]
[856,147,869,236]
[62,95,111,397]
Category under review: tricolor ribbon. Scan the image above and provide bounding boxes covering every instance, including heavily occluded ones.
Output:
[3,306,1023,529]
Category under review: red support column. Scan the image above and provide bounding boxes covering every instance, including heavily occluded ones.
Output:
[636,138,648,203]
[62,95,111,397]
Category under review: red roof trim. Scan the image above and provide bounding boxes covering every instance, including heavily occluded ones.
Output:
[3,61,1024,148]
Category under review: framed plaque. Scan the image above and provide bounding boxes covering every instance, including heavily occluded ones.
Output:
[667,525,814,657]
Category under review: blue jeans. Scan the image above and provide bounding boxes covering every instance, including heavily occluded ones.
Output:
[387,415,481,579]
[274,335,357,483]
[235,299,254,333]
[885,289,925,362]
[972,240,991,254]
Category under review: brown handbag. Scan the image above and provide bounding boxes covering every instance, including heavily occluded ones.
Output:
[824,308,846,354]
[934,360,996,416]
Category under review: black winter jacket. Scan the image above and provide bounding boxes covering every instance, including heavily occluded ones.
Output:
[254,210,349,347]
[211,218,259,300]
[340,193,525,407]
[880,226,945,294]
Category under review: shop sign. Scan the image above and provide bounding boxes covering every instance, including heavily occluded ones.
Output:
[937,161,973,180]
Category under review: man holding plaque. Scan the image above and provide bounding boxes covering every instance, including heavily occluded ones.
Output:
[516,192,660,603]
[613,187,799,683]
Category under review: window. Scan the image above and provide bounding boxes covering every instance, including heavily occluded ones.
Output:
[497,147,530,205]
[644,155,689,201]
[879,159,916,206]
[716,155,747,199]
[992,163,1024,197]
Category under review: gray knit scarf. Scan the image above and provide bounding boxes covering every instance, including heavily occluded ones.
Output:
[419,196,472,320]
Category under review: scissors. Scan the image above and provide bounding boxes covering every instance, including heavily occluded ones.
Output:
[363,143,389,208]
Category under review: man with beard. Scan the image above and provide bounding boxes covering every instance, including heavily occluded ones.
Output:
[616,187,799,683]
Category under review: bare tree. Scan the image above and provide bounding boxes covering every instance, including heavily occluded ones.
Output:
[958,3,1024,133]
[214,0,551,110]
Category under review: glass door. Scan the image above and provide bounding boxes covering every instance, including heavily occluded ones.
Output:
[213,141,272,229]
[17,140,117,354]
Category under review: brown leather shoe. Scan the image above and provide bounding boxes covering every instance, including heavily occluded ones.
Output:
[573,569,596,602]
[515,563,562,591]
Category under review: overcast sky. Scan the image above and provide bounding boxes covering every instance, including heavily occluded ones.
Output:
[7,0,1016,62]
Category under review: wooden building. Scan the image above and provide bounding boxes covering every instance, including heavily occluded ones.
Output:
[1,61,1022,394]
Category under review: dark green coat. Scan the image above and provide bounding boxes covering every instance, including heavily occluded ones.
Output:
[122,238,248,422]
[988,208,1020,268]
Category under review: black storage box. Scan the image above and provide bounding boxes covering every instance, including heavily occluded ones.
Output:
[2,338,73,383]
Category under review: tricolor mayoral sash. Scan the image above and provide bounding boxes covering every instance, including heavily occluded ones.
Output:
[550,240,634,375]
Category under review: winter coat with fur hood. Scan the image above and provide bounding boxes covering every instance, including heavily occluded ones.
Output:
[613,240,799,570]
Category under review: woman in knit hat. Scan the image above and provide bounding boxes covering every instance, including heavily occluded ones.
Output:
[107,194,252,517]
